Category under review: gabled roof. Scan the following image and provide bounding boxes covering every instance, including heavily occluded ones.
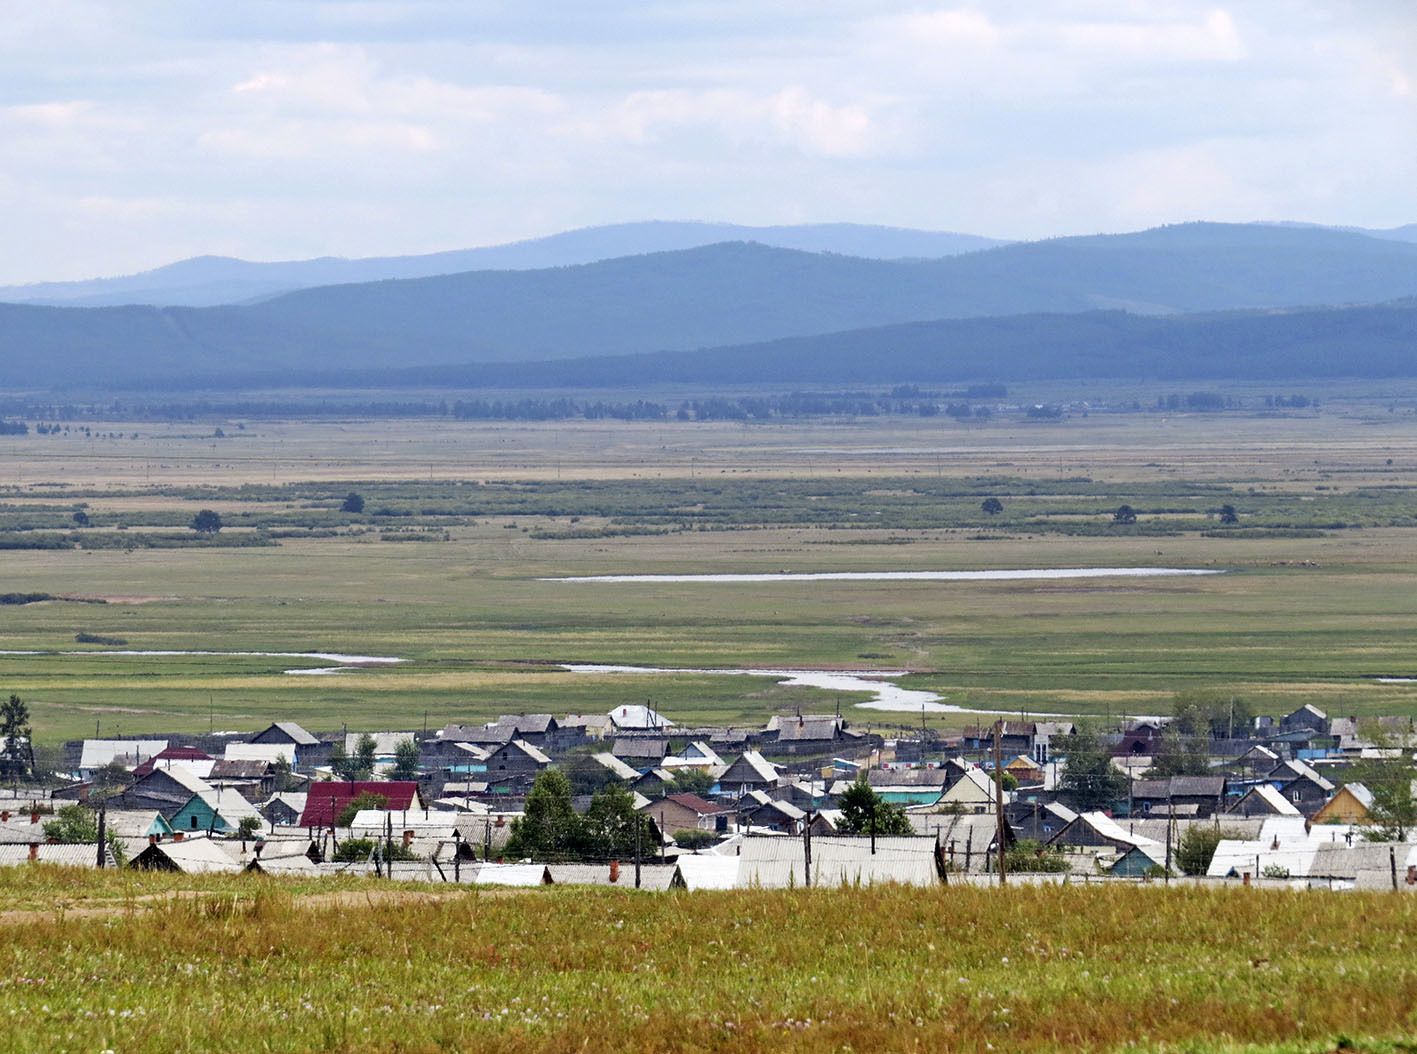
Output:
[343,732,416,757]
[226,743,295,765]
[1050,811,1161,851]
[496,714,557,734]
[130,746,213,777]
[209,759,271,781]
[131,837,241,874]
[492,740,551,765]
[611,738,668,760]
[1131,776,1226,798]
[299,781,421,827]
[661,793,729,816]
[607,704,674,731]
[774,716,842,742]
[938,767,996,804]
[79,740,168,771]
[589,753,640,781]
[720,751,779,786]
[259,722,320,747]
[1227,784,1302,816]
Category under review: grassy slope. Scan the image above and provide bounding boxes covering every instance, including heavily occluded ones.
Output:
[0,871,1412,1052]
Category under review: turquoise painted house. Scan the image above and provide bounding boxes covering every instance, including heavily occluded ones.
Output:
[169,789,262,835]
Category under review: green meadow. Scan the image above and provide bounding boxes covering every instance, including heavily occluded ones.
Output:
[4,408,1417,743]
[0,870,1412,1053]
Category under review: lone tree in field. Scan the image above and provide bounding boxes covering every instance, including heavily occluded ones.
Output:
[191,509,223,533]
[341,492,365,514]
[1218,503,1239,524]
[1113,504,1137,525]
[980,497,1003,515]
[0,694,33,780]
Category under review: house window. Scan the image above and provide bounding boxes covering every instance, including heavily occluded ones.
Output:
[1291,790,1302,802]
[191,816,199,830]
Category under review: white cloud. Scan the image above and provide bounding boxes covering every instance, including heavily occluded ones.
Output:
[572,85,885,158]
[0,2,1412,282]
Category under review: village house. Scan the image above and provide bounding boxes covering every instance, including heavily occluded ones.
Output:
[717,751,781,794]
[299,781,422,828]
[484,739,552,775]
[1311,783,1374,826]
[644,793,731,836]
[1129,776,1228,819]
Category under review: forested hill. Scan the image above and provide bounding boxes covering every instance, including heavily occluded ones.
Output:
[2,223,1417,388]
[0,222,1008,308]
[184,299,1417,390]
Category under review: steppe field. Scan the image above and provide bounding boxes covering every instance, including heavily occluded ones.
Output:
[0,868,1413,1053]
[5,392,1417,745]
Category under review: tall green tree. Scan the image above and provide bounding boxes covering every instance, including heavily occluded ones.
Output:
[665,768,715,796]
[1146,724,1209,778]
[390,738,421,781]
[354,734,378,779]
[838,774,913,837]
[191,509,222,533]
[1352,724,1417,840]
[1058,722,1128,811]
[0,694,33,781]
[505,770,581,859]
[1172,690,1253,741]
[581,782,657,858]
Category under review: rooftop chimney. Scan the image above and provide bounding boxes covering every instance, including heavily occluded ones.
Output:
[27,843,38,863]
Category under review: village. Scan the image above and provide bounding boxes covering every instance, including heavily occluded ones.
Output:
[1,697,1412,893]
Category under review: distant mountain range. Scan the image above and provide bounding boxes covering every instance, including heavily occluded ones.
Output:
[0,222,1007,308]
[2,221,1415,390]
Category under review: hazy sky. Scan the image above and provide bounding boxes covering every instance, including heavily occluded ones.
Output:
[3,2,1414,283]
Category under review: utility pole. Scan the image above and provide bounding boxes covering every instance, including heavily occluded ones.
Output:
[96,801,106,869]
[993,720,1007,885]
[803,812,813,887]
[634,818,642,889]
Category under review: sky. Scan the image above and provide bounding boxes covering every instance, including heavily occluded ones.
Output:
[2,1,1414,283]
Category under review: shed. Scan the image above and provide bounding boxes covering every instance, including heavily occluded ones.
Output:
[130,837,242,874]
[1226,784,1302,818]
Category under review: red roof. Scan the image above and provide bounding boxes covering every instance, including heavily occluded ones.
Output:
[664,793,728,815]
[299,781,421,827]
[131,746,213,777]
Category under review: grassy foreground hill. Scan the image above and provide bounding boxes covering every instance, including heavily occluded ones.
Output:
[0,869,1412,1052]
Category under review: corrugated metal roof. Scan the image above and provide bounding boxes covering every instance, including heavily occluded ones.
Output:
[349,810,461,835]
[0,844,109,868]
[591,753,640,781]
[1207,839,1318,879]
[225,743,294,764]
[132,838,242,874]
[473,863,549,887]
[79,740,168,771]
[544,863,678,890]
[674,855,740,890]
[735,835,940,888]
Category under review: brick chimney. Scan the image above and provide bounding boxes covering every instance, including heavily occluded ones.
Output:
[609,860,620,883]
[27,843,38,862]
[1,810,8,822]
[173,831,184,842]
[30,812,38,825]
[402,829,414,849]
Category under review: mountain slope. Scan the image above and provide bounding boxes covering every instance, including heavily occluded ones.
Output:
[3,223,1417,388]
[0,221,1007,308]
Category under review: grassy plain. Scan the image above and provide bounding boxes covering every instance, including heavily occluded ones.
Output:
[6,406,1417,743]
[0,868,1412,1052]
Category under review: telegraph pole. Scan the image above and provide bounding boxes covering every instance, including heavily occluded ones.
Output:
[993,720,1007,885]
